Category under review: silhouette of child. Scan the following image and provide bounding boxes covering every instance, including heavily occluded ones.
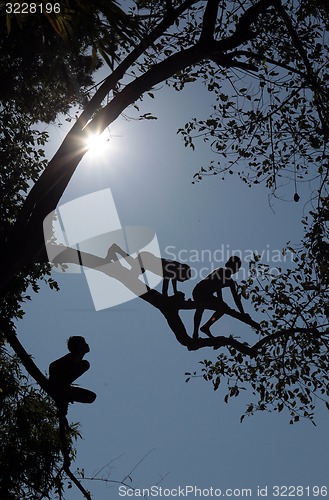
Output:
[49,336,96,415]
[106,244,191,296]
[193,256,250,338]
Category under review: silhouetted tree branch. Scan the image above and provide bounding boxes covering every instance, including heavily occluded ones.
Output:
[273,0,329,134]
[1,0,327,469]
[2,0,290,295]
[37,243,327,358]
[0,317,94,500]
[0,318,51,394]
[8,0,198,245]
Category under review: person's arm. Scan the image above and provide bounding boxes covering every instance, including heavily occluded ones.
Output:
[230,280,245,314]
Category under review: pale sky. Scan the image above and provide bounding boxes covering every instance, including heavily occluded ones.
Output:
[18,81,328,499]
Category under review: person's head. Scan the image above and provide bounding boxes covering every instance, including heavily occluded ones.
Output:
[67,336,90,355]
[225,256,242,275]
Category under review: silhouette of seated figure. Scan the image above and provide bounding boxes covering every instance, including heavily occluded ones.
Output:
[106,244,191,296]
[193,256,253,339]
[49,336,96,415]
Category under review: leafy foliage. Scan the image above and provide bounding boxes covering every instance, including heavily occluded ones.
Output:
[0,0,138,122]
[0,104,59,325]
[175,1,329,200]
[0,104,48,219]
[0,347,79,499]
[122,0,329,421]
[192,201,329,423]
[0,5,328,499]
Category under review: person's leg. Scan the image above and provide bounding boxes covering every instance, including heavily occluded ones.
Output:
[50,384,70,416]
[193,286,226,338]
[66,360,90,385]
[199,299,229,337]
[193,309,204,339]
[162,277,169,296]
[67,386,97,404]
[200,309,225,337]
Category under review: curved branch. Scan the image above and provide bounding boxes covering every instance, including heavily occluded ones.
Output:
[76,0,198,129]
[10,0,199,240]
[41,244,328,358]
[2,0,282,296]
[3,1,200,291]
[273,0,316,83]
[84,44,204,139]
[273,0,329,133]
[200,1,276,71]
[64,467,92,500]
[229,50,309,80]
[1,43,206,293]
[210,0,276,51]
[0,318,52,395]
[0,318,95,499]
[58,412,92,499]
[60,245,329,354]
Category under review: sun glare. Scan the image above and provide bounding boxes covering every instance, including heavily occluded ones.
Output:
[86,132,111,158]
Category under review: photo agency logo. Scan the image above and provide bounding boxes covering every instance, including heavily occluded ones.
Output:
[43,188,162,310]
[163,244,295,280]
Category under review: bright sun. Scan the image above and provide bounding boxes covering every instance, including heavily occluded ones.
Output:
[85,132,111,158]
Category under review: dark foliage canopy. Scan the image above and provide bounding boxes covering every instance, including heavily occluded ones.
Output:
[0,0,328,497]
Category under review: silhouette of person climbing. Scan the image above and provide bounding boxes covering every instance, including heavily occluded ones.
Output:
[192,256,253,339]
[49,336,96,415]
[106,243,191,296]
